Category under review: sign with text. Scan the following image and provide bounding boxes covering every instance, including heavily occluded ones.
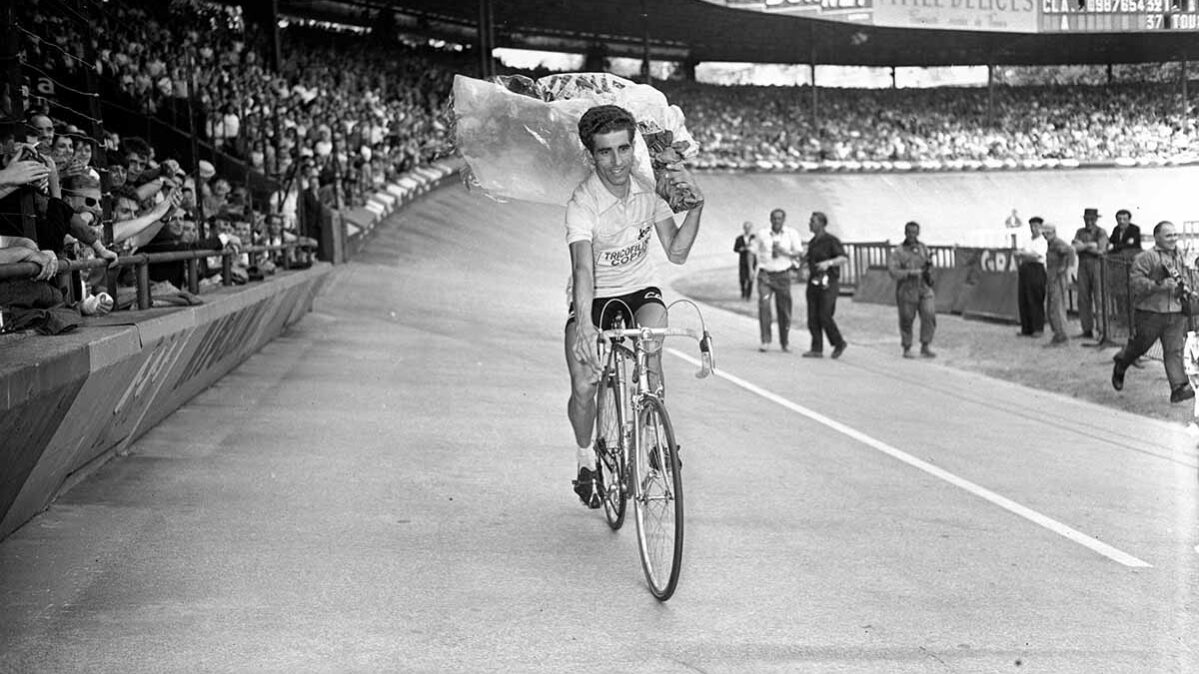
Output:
[710,0,1199,30]
[872,0,1039,31]
[710,0,1040,32]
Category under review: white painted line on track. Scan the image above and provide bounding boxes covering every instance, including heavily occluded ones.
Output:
[667,347,1153,569]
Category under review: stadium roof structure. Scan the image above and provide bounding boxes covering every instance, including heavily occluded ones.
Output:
[280,0,1198,67]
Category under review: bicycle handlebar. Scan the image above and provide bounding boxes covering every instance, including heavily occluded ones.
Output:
[598,326,716,379]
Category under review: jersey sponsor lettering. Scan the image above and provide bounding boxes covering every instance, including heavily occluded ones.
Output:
[601,236,650,267]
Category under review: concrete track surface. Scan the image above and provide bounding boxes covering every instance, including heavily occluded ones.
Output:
[2,176,1198,673]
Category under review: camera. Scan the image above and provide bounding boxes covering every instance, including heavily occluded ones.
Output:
[16,146,50,194]
[1169,266,1193,302]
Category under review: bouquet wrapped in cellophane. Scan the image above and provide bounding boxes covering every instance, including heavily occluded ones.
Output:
[451,72,699,211]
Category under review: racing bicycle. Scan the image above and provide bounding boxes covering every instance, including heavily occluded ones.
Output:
[592,299,714,601]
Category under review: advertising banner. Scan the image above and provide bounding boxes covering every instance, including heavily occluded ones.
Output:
[872,0,1039,32]
[709,0,1039,32]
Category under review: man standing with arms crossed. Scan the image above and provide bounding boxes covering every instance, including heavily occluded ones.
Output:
[563,105,705,508]
[755,209,803,352]
[1072,207,1108,340]
[1106,208,1143,342]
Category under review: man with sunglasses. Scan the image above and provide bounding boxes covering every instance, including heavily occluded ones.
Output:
[65,177,179,250]
[60,174,119,267]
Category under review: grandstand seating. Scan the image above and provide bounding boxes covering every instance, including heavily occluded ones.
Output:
[5,0,1198,301]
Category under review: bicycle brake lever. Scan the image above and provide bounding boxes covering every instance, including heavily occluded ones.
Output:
[696,331,714,379]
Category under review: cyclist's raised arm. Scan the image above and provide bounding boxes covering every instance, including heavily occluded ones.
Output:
[654,166,704,265]
[569,239,602,374]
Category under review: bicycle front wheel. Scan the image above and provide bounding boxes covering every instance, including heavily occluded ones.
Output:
[632,396,683,600]
[595,361,627,530]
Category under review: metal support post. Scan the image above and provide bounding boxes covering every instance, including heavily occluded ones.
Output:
[987,64,995,128]
[641,0,652,83]
[1182,57,1189,128]
[809,24,819,129]
[188,54,206,237]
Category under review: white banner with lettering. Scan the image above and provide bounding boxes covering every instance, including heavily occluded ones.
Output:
[871,0,1039,32]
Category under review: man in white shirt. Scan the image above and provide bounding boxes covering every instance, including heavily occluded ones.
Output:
[754,208,804,352]
[563,105,704,508]
[1013,215,1048,337]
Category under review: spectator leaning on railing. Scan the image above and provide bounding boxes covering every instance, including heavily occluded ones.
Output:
[0,120,118,269]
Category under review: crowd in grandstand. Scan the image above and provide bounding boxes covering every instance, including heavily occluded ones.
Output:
[663,81,1196,169]
[3,0,468,327]
[5,0,1199,331]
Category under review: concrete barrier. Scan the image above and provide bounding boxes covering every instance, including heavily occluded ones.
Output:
[962,271,1019,323]
[934,266,972,314]
[0,157,463,542]
[0,264,331,539]
[852,267,896,306]
[854,267,969,316]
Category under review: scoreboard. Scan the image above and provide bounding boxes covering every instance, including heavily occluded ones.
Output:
[1041,0,1199,32]
[710,0,1199,31]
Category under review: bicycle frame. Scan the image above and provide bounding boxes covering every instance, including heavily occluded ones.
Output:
[599,321,713,482]
[595,314,713,600]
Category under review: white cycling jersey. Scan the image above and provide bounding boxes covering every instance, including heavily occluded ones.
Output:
[565,170,674,298]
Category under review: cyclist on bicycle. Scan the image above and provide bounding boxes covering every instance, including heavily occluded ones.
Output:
[564,104,705,508]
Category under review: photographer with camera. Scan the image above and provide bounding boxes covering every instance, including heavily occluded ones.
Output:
[1111,221,1195,404]
[887,221,937,359]
[803,211,849,359]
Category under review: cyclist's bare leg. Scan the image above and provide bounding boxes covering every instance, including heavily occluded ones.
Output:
[564,319,600,451]
[636,302,668,396]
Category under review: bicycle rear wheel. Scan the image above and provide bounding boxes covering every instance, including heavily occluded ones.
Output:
[595,356,628,530]
[632,396,683,600]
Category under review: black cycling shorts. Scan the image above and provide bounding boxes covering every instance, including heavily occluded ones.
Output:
[567,286,665,329]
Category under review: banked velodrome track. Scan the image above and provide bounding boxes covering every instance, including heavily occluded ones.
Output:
[0,170,1196,672]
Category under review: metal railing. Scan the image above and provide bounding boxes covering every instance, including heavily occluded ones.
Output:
[0,241,316,313]
[842,241,956,289]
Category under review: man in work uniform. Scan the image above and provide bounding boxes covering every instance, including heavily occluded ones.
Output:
[1042,222,1075,346]
[887,221,936,358]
